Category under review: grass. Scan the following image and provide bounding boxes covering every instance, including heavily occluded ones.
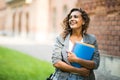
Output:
[0,46,54,80]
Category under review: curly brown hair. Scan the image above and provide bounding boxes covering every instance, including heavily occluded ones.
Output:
[61,8,90,39]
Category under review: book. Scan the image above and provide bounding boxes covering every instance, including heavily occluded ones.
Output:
[71,42,95,68]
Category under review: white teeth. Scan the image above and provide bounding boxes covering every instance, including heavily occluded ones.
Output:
[70,21,77,25]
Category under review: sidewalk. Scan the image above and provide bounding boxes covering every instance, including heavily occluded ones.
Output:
[0,36,53,62]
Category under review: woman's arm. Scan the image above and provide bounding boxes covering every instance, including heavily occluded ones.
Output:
[68,39,100,70]
[53,60,90,77]
[52,36,89,76]
[68,51,95,69]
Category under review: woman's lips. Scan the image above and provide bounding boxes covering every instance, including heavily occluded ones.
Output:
[69,21,77,25]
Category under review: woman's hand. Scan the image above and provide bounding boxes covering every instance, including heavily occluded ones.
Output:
[78,67,90,77]
[67,51,95,69]
[67,51,78,62]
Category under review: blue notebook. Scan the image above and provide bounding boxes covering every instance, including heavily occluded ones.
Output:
[71,42,95,68]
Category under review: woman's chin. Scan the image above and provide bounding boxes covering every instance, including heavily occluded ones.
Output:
[70,26,80,29]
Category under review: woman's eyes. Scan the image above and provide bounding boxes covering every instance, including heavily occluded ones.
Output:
[69,15,79,19]
[74,15,78,18]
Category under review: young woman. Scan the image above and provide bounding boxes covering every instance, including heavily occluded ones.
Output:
[52,8,100,80]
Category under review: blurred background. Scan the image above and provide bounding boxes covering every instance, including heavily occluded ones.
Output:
[0,0,120,80]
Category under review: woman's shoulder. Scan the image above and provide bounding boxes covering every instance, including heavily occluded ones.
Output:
[55,34,65,44]
[84,33,97,41]
[56,34,64,40]
[86,34,96,38]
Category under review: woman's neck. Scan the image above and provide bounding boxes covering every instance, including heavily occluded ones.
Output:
[72,29,82,37]
[70,29,83,44]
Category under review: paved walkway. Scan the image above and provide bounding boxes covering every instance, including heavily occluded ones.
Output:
[0,36,53,62]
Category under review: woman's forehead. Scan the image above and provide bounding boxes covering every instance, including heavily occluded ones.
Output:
[70,11,82,15]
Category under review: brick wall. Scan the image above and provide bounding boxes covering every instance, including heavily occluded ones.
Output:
[77,0,120,56]
[89,15,120,56]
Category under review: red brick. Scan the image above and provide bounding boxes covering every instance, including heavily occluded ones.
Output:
[111,41,117,46]
[117,21,120,25]
[115,16,120,20]
[115,52,120,57]
[114,46,119,51]
[106,30,111,35]
[98,45,103,49]
[101,21,107,26]
[108,26,114,30]
[108,35,113,40]
[117,41,120,46]
[111,31,117,35]
[108,46,113,50]
[114,26,119,30]
[111,21,117,26]
[106,21,112,26]
[114,36,119,41]
[117,30,120,34]
[108,17,115,21]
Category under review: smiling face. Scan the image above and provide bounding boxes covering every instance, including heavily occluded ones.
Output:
[69,11,84,30]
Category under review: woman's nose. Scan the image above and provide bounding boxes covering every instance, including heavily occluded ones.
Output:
[69,17,75,21]
[71,16,75,20]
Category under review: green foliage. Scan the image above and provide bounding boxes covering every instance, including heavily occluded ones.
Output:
[0,46,54,80]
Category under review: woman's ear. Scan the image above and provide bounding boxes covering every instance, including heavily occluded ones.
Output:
[82,18,85,25]
[82,22,85,25]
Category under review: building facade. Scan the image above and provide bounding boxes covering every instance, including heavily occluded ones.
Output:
[0,0,78,43]
[1,0,51,43]
[0,0,7,35]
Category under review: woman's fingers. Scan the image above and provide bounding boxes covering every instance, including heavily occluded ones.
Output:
[78,68,90,77]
